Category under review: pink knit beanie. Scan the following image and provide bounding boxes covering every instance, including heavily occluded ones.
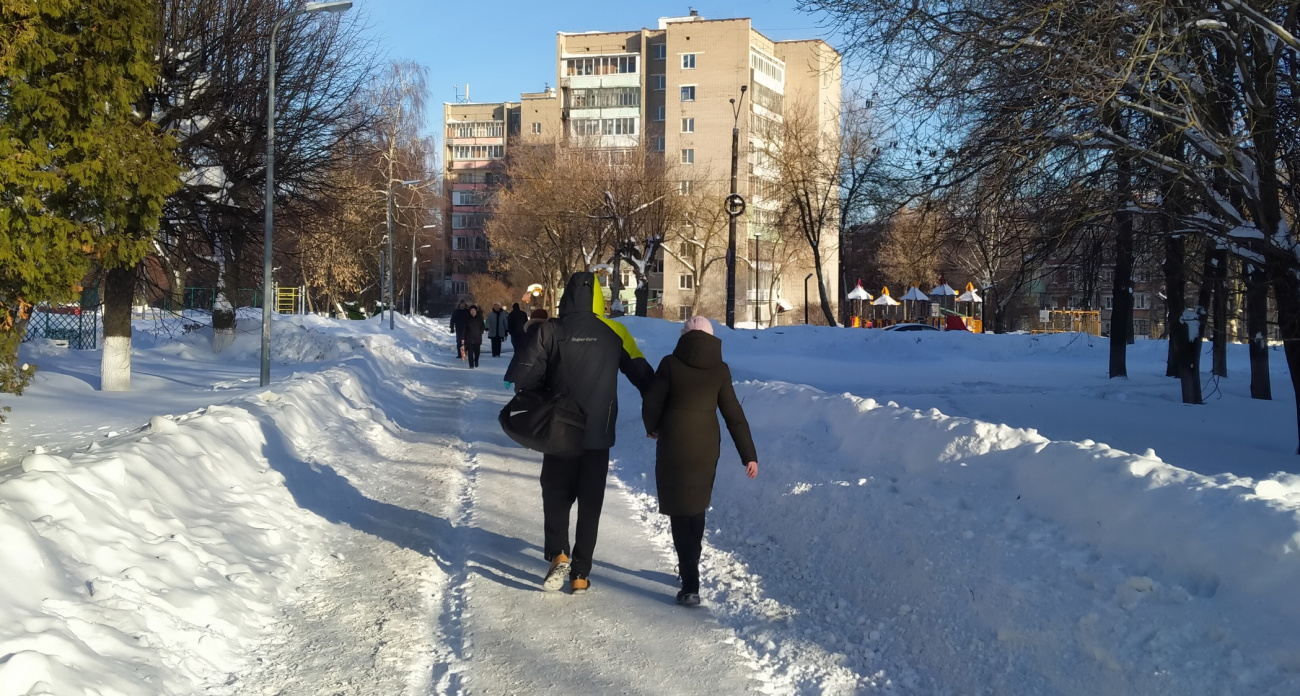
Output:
[682,316,713,335]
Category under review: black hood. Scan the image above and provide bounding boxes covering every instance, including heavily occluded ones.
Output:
[558,272,599,317]
[673,330,722,369]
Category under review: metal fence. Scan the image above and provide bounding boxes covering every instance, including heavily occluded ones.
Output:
[23,305,99,349]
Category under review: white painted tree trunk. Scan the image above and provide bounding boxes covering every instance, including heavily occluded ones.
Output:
[101,336,131,392]
[212,292,236,353]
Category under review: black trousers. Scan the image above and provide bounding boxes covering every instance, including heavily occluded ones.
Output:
[454,331,464,355]
[465,342,481,368]
[670,511,707,593]
[490,336,503,357]
[540,448,610,579]
[509,331,523,353]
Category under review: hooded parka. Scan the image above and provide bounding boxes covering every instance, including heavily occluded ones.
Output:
[505,272,653,450]
[642,330,757,516]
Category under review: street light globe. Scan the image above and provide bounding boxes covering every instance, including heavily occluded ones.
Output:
[304,1,352,13]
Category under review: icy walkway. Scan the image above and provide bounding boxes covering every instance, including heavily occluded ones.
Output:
[219,330,764,696]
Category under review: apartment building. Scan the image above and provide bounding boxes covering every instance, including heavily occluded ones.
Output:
[443,12,840,323]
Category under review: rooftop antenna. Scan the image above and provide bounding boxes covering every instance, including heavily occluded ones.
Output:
[453,83,471,103]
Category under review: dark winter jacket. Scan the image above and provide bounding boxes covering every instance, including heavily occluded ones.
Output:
[505,272,654,450]
[463,311,487,346]
[486,308,509,339]
[508,305,529,337]
[449,306,470,336]
[642,330,758,516]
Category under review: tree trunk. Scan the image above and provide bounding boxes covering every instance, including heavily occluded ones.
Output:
[1109,207,1134,378]
[1210,248,1228,377]
[212,230,239,353]
[812,246,838,327]
[1165,235,1185,378]
[1245,262,1272,400]
[101,264,136,392]
[1271,270,1300,453]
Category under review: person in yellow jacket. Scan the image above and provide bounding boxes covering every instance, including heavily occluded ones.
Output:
[505,272,653,593]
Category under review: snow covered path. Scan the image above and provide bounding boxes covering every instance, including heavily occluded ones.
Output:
[213,327,766,696]
[8,315,1300,696]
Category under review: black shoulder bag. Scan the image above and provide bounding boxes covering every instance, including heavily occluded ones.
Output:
[498,322,586,457]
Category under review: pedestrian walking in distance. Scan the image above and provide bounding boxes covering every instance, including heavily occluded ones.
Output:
[463,305,487,368]
[505,272,653,594]
[449,300,470,358]
[486,302,509,357]
[642,316,758,606]
[507,302,529,353]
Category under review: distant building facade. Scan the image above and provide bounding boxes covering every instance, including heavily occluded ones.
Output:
[441,11,840,324]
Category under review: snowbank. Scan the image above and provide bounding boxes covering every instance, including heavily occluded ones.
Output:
[0,315,435,696]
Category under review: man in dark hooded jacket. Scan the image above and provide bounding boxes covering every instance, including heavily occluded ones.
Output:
[507,302,529,353]
[448,300,470,357]
[504,272,653,594]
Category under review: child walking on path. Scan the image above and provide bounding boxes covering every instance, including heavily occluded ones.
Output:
[642,316,758,606]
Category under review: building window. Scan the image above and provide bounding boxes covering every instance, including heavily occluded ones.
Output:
[1135,293,1149,310]
[679,274,694,290]
[678,180,693,195]
[650,257,664,273]
[680,148,694,164]
[451,190,484,206]
[1104,296,1113,310]
[653,44,667,60]
[678,305,693,321]
[652,74,666,91]
[681,53,696,69]
[451,281,468,295]
[567,87,641,109]
[564,55,639,76]
[451,214,487,229]
[655,106,665,121]
[451,144,504,160]
[447,121,504,139]
[654,137,665,151]
[681,117,694,133]
[680,85,696,101]
[531,122,542,134]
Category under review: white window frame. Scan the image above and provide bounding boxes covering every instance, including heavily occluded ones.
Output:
[655,106,665,121]
[681,117,694,133]
[678,180,693,195]
[531,122,542,134]
[681,149,694,165]
[678,305,693,321]
[681,53,696,69]
[679,274,694,290]
[654,137,665,151]
[680,85,696,102]
[652,74,666,91]
[653,44,667,60]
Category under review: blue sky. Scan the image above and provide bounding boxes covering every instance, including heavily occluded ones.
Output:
[355,1,839,134]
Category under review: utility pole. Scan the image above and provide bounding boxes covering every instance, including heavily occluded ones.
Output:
[753,233,761,328]
[725,85,748,330]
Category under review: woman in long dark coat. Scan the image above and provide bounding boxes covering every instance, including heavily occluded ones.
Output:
[642,316,758,606]
[463,305,487,368]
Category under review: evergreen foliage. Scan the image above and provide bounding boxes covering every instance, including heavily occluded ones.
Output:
[0,0,179,416]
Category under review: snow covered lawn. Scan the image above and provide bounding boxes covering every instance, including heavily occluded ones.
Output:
[2,313,1298,695]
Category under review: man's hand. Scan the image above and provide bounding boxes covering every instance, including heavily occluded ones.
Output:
[504,381,513,390]
[745,461,758,479]
[647,432,658,440]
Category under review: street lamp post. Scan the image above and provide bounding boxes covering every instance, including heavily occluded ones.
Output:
[411,244,431,315]
[422,223,439,310]
[261,0,352,387]
[383,178,423,329]
[753,233,761,329]
[725,85,748,330]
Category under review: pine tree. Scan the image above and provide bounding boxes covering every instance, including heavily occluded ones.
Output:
[0,0,178,408]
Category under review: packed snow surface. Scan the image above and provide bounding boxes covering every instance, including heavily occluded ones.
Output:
[1,311,1298,695]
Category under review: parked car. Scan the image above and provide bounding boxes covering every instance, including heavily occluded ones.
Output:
[883,323,940,332]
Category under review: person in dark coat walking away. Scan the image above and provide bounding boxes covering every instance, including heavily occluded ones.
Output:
[523,308,548,333]
[486,302,509,357]
[449,300,470,357]
[642,316,758,606]
[504,272,653,594]
[507,302,529,352]
[463,305,487,368]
